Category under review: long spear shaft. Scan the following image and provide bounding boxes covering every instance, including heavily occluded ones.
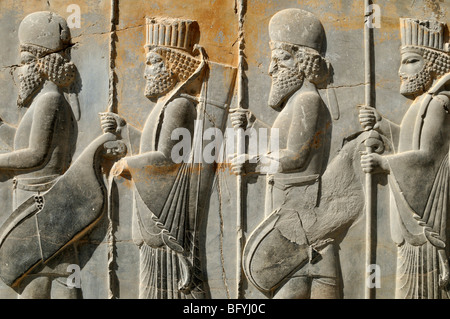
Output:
[363,0,375,300]
[106,0,119,299]
[235,0,246,300]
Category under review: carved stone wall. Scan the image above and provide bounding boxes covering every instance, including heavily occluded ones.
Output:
[0,0,449,299]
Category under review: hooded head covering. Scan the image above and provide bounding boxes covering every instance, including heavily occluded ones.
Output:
[269,8,325,55]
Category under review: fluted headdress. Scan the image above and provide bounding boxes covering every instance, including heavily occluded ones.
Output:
[145,17,200,54]
[400,18,449,52]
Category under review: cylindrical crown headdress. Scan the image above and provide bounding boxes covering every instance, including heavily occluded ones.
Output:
[400,18,449,52]
[145,17,200,54]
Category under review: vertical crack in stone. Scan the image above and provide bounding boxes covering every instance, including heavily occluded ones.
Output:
[215,170,231,299]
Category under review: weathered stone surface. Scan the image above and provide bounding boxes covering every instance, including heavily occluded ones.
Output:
[0,0,448,300]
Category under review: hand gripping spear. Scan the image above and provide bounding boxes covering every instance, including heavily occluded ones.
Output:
[103,0,122,299]
[234,0,247,300]
[362,0,383,299]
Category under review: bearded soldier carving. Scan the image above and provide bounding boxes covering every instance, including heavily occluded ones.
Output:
[360,18,450,299]
[0,11,79,298]
[0,11,126,299]
[230,9,338,299]
[103,17,235,299]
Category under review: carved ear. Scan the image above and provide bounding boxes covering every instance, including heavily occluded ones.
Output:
[312,55,330,85]
[298,52,329,86]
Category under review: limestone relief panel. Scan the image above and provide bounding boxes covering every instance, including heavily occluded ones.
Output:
[0,0,448,300]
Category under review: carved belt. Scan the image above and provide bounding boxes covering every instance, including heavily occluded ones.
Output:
[271,173,320,190]
[13,174,60,192]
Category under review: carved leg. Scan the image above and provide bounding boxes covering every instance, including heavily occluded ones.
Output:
[310,277,338,299]
[18,244,82,299]
[50,277,82,299]
[272,276,311,299]
[17,275,81,299]
[18,276,51,299]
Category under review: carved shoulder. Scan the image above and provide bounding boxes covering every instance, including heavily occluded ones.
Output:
[164,97,196,125]
[292,90,323,105]
[289,91,324,118]
[166,96,195,111]
[416,93,450,152]
[34,91,63,114]
[432,93,450,113]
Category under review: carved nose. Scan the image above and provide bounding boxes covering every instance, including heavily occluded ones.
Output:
[398,67,406,79]
[268,62,276,76]
[144,66,151,79]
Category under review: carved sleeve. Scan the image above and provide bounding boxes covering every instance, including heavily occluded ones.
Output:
[125,97,196,169]
[376,115,400,151]
[387,97,448,166]
[0,122,16,151]
[383,96,449,215]
[0,92,60,170]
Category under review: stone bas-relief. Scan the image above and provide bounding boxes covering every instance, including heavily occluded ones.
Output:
[102,17,236,299]
[103,17,209,299]
[0,0,448,299]
[360,18,450,299]
[0,11,126,299]
[230,9,340,299]
[230,8,384,300]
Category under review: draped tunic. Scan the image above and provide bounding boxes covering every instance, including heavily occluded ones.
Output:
[386,91,450,299]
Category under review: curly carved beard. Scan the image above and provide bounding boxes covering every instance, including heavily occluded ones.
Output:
[38,53,76,88]
[268,66,304,109]
[399,65,432,97]
[17,53,76,108]
[144,70,176,99]
[17,62,44,108]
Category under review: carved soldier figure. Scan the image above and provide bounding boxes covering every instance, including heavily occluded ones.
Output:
[230,9,336,298]
[102,18,210,299]
[0,11,80,298]
[360,18,450,299]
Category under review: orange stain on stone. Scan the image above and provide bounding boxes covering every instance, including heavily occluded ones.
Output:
[115,0,238,129]
[117,0,238,66]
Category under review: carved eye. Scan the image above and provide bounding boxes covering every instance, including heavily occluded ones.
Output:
[404,58,420,64]
[148,55,163,65]
[272,50,292,64]
[274,53,290,62]
[281,53,291,61]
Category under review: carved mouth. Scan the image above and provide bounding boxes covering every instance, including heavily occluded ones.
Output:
[144,72,176,98]
[399,68,432,97]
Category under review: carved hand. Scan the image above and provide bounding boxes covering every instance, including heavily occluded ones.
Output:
[229,108,255,129]
[99,112,126,135]
[111,158,130,178]
[228,153,258,175]
[103,140,127,160]
[358,105,380,131]
[360,152,389,174]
